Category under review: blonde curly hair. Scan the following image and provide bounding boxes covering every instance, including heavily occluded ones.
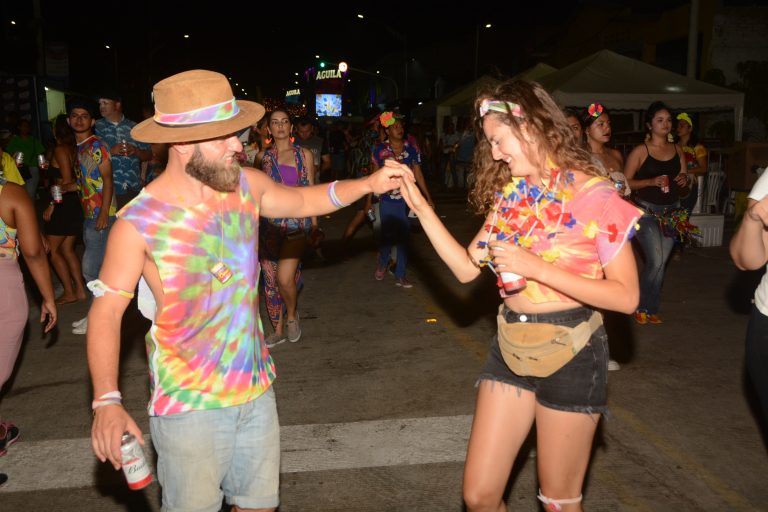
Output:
[468,80,605,215]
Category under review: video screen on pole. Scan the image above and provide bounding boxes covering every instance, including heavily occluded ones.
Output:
[315,93,342,117]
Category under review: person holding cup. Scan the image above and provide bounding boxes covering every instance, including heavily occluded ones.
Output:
[623,101,687,325]
[393,80,641,511]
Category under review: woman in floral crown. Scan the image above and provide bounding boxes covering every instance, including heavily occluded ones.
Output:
[392,80,641,511]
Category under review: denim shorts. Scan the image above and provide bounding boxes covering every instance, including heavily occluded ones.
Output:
[149,387,280,512]
[478,307,609,415]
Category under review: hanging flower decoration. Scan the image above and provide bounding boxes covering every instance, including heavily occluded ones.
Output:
[654,208,701,245]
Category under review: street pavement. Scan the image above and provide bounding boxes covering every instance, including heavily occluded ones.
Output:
[1,188,767,511]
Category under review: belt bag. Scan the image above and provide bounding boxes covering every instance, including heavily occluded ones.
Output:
[497,306,603,378]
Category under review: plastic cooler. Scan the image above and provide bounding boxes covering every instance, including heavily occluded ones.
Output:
[689,214,724,247]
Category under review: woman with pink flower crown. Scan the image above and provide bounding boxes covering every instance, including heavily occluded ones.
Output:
[391,80,641,511]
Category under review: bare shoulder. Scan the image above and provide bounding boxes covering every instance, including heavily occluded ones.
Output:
[242,166,271,196]
[300,146,313,163]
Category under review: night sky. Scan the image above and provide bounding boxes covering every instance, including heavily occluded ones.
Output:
[3,0,747,118]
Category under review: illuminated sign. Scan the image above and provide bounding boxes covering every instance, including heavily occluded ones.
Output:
[316,69,342,80]
[286,89,301,96]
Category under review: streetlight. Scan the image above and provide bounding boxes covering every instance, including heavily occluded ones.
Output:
[474,23,492,78]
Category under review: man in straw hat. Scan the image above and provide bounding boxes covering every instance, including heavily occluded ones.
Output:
[86,70,413,511]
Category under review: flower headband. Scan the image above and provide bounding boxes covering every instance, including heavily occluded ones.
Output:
[379,111,403,128]
[478,99,524,119]
[587,103,604,118]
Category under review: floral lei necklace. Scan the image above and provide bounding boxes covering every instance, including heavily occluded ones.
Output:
[477,161,575,268]
[476,160,632,277]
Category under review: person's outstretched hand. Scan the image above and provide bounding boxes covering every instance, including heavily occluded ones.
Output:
[368,159,415,195]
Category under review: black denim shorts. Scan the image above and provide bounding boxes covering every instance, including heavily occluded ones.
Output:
[478,306,609,415]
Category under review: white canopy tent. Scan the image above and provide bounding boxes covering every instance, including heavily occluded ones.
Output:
[537,50,745,140]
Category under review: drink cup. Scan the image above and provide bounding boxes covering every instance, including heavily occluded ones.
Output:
[500,271,527,294]
[660,175,669,194]
[13,152,24,166]
[493,245,527,294]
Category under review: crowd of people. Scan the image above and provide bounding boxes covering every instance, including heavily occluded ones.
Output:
[0,65,761,512]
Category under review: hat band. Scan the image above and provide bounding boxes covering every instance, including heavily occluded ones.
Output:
[154,97,239,126]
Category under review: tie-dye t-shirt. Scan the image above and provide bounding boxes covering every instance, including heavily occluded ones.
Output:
[119,172,276,416]
[75,135,117,219]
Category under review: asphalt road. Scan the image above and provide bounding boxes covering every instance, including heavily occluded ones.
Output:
[1,189,766,511]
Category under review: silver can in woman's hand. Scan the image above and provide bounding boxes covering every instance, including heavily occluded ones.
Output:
[51,185,63,203]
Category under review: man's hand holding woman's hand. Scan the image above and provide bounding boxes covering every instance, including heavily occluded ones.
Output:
[369,159,415,195]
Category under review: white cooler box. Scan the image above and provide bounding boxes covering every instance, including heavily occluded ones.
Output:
[690,214,724,247]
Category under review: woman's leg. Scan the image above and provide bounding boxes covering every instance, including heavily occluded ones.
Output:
[276,236,306,322]
[535,405,600,511]
[0,263,28,388]
[46,235,76,301]
[392,202,410,280]
[377,201,395,273]
[260,257,282,332]
[61,235,87,300]
[463,380,536,512]
[634,215,673,314]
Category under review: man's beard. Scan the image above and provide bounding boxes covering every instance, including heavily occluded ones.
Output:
[184,146,241,192]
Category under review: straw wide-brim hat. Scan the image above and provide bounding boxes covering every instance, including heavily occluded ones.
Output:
[132,70,265,144]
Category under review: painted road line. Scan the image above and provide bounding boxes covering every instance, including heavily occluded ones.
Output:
[0,415,473,493]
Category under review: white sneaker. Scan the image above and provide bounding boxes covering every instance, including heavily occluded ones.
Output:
[72,316,88,329]
[72,318,88,335]
[265,332,287,348]
[608,359,621,371]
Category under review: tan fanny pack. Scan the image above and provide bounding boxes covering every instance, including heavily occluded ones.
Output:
[497,306,603,378]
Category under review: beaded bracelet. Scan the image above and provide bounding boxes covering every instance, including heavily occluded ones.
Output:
[92,390,123,411]
[327,180,350,209]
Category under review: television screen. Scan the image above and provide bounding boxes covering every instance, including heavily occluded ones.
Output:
[316,94,342,117]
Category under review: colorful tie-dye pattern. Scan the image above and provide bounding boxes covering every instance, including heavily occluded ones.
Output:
[0,179,19,261]
[119,172,276,416]
[155,98,238,125]
[75,135,117,219]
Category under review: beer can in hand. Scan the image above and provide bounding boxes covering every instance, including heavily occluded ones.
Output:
[51,185,63,203]
[37,154,49,169]
[500,272,527,294]
[13,152,24,166]
[366,208,376,223]
[660,175,670,194]
[121,433,153,490]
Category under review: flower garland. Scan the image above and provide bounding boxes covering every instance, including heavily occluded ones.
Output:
[652,207,701,245]
[476,162,636,272]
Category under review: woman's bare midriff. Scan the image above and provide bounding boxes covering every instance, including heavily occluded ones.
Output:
[503,293,585,314]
